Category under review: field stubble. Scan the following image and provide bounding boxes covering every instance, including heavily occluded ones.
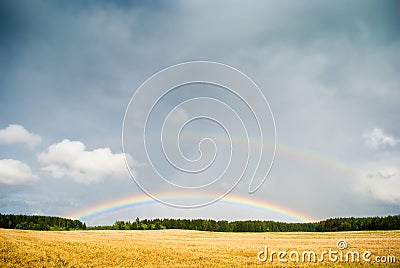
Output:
[0,229,399,267]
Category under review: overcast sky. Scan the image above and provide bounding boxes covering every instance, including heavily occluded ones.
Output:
[1,0,399,226]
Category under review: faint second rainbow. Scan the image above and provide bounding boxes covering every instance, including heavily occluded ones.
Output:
[67,194,315,223]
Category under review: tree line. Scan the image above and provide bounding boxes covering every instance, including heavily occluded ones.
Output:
[1,213,398,232]
[0,213,86,231]
[88,215,400,232]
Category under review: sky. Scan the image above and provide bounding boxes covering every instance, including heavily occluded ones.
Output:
[0,0,399,226]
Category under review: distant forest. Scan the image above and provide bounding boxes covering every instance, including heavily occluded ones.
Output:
[1,213,399,232]
[0,214,86,231]
[91,215,400,232]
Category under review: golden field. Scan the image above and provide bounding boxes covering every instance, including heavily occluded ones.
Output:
[1,228,399,267]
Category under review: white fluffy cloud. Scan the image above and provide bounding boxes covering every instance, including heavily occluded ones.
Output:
[356,165,400,204]
[0,124,41,148]
[357,128,400,204]
[38,139,140,183]
[0,159,38,184]
[363,128,398,150]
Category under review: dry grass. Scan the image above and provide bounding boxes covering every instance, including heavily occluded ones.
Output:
[1,228,399,267]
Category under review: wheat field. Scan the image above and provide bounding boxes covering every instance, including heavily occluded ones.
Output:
[1,228,399,267]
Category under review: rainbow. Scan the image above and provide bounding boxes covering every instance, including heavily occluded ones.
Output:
[66,137,351,225]
[67,194,315,223]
